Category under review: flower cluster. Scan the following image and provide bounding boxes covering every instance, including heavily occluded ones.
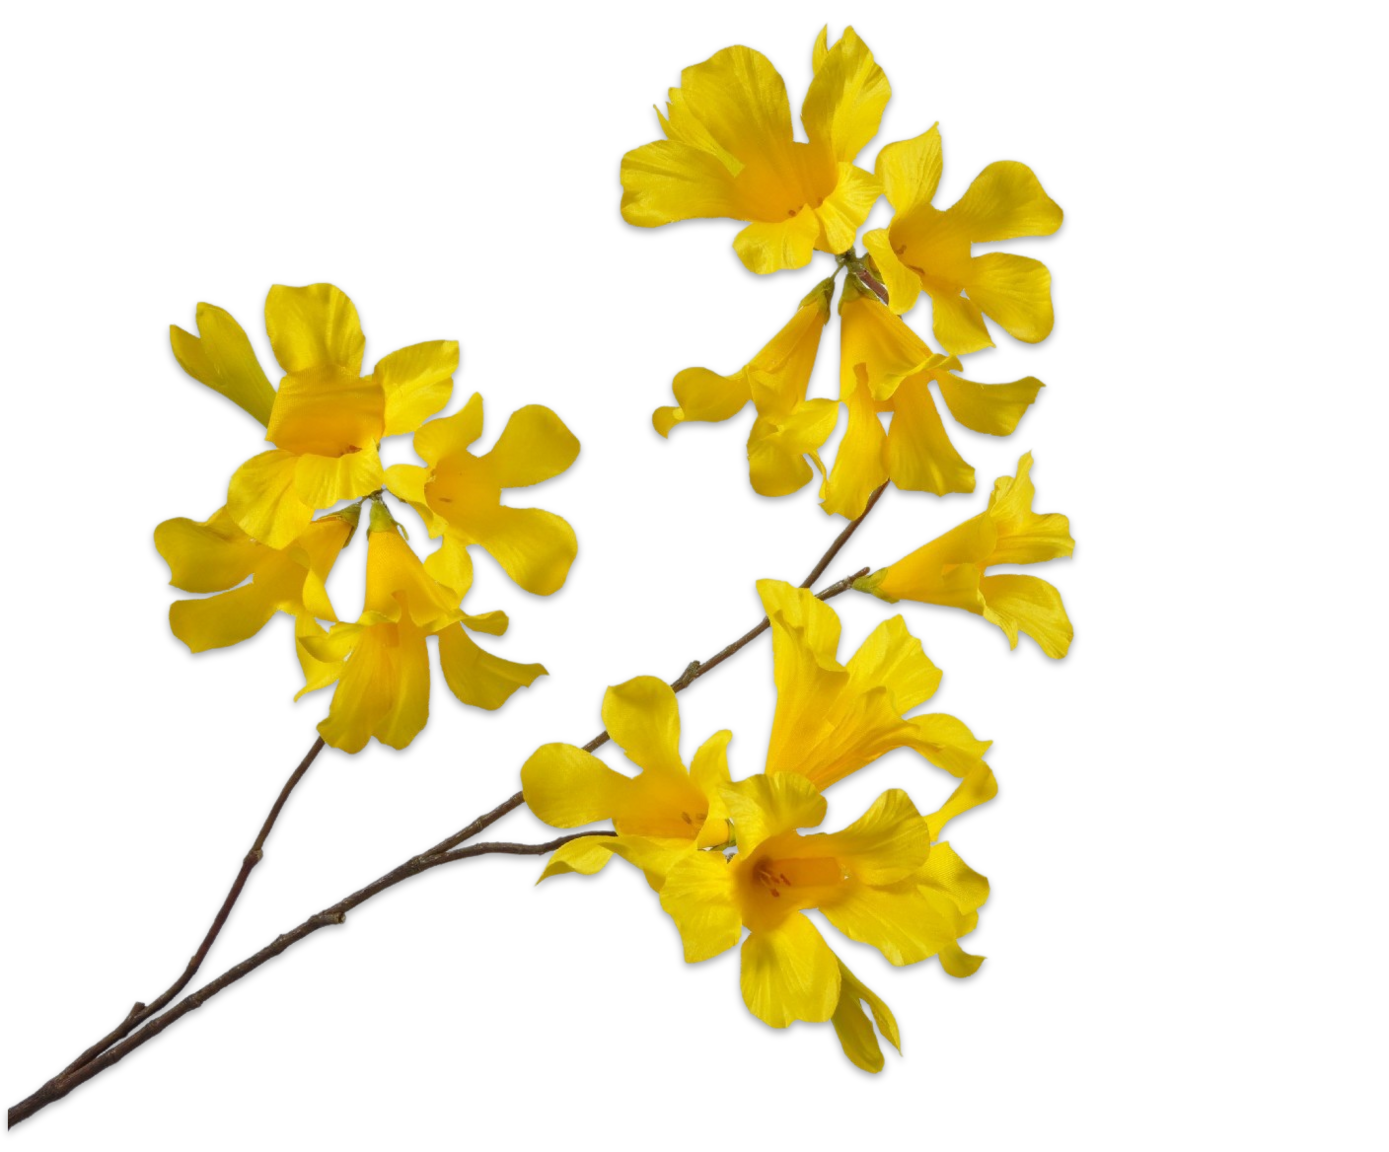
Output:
[155,284,580,752]
[556,24,1078,1071]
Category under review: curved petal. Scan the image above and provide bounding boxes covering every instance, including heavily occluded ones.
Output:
[227,449,314,548]
[655,365,748,436]
[928,288,993,355]
[482,405,580,489]
[436,622,545,711]
[720,773,826,856]
[689,729,734,848]
[939,939,986,978]
[521,743,629,828]
[316,625,393,754]
[415,393,484,466]
[168,583,278,653]
[845,614,942,713]
[659,851,742,961]
[951,160,1062,242]
[965,252,1055,344]
[801,27,889,165]
[169,303,276,425]
[363,526,460,628]
[819,789,930,885]
[264,283,365,375]
[294,615,344,699]
[292,443,383,510]
[831,958,901,1072]
[919,842,990,914]
[740,913,840,1027]
[819,372,887,519]
[154,508,262,593]
[822,879,962,967]
[874,124,942,212]
[811,163,882,254]
[926,762,999,841]
[374,621,431,750]
[619,139,743,226]
[862,228,922,315]
[747,399,838,497]
[840,281,946,402]
[376,340,458,437]
[292,514,356,621]
[733,210,820,274]
[936,370,1043,436]
[468,506,577,596]
[422,533,474,599]
[864,512,995,609]
[986,453,1075,564]
[907,714,993,779]
[885,378,975,496]
[536,835,623,883]
[601,676,684,776]
[980,573,1072,657]
[678,45,797,171]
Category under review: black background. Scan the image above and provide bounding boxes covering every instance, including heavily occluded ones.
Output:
[8,17,1138,1139]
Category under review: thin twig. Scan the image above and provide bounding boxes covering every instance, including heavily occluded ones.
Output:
[52,737,326,1083]
[7,831,608,1127]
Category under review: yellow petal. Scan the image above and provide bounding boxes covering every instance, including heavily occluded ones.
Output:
[939,939,986,978]
[689,729,734,848]
[467,506,576,596]
[316,624,393,754]
[294,615,344,698]
[926,762,999,841]
[536,834,623,883]
[819,789,930,885]
[435,622,545,711]
[678,45,797,171]
[822,878,963,967]
[601,676,684,776]
[422,533,474,599]
[819,371,887,519]
[839,285,946,402]
[606,835,702,891]
[264,283,365,375]
[936,370,1043,436]
[374,619,431,750]
[986,452,1075,564]
[169,303,276,426]
[951,160,1063,242]
[521,743,629,828]
[363,525,460,629]
[720,773,826,857]
[227,449,314,548]
[844,614,942,713]
[920,841,990,914]
[980,573,1073,658]
[801,27,889,165]
[414,393,484,466]
[659,850,742,961]
[291,514,356,621]
[965,252,1054,344]
[907,714,993,779]
[154,507,262,593]
[874,123,942,212]
[811,163,882,254]
[747,399,838,497]
[733,210,820,274]
[292,443,383,510]
[861,228,922,315]
[376,340,458,438]
[483,405,580,489]
[885,378,975,496]
[265,366,384,457]
[745,278,834,416]
[168,583,278,653]
[831,957,901,1072]
[861,512,995,610]
[740,913,840,1027]
[655,366,748,436]
[460,607,508,637]
[619,139,743,227]
[928,288,993,355]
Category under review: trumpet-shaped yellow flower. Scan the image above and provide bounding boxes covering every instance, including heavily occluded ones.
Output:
[658,770,991,1068]
[384,394,579,597]
[154,504,358,653]
[621,27,888,274]
[821,276,1044,519]
[300,503,545,752]
[861,124,1063,354]
[856,453,1075,657]
[653,279,839,497]
[172,284,458,547]
[522,676,733,888]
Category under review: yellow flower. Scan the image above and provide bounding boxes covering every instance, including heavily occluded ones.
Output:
[821,275,1044,519]
[154,504,358,653]
[521,676,733,888]
[856,453,1075,657]
[384,394,579,597]
[525,582,988,880]
[861,124,1063,354]
[659,769,992,1069]
[300,503,545,752]
[620,27,889,274]
[172,284,458,548]
[653,279,839,497]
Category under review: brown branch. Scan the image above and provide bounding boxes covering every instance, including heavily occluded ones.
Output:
[8,830,608,1127]
[49,737,326,1086]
